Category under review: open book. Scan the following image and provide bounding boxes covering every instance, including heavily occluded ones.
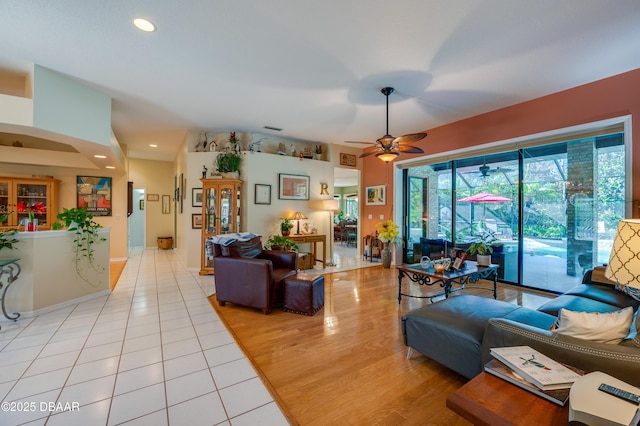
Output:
[490,346,582,390]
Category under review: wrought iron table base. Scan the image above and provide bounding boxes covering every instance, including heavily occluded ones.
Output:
[397,263,498,303]
[0,259,21,329]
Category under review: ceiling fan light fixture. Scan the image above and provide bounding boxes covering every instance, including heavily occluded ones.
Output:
[376,151,399,163]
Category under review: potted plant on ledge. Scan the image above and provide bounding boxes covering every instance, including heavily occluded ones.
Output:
[0,212,20,253]
[215,132,242,178]
[57,207,107,286]
[467,230,501,266]
[280,218,294,236]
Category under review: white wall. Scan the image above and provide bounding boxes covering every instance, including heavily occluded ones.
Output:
[182,151,335,270]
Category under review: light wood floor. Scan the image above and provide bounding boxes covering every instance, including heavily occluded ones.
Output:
[209,265,555,426]
[109,260,127,291]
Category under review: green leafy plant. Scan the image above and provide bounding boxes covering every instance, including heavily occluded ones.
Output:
[0,211,20,252]
[57,207,106,286]
[215,151,241,173]
[280,218,294,232]
[467,230,501,256]
[264,235,298,251]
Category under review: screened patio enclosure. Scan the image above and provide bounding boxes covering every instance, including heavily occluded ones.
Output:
[403,132,625,294]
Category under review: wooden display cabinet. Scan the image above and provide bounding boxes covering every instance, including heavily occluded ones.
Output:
[200,178,243,275]
[0,176,60,230]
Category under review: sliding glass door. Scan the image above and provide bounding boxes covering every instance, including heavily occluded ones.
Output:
[403,132,625,293]
[521,135,625,292]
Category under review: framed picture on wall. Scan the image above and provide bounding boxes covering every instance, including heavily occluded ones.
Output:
[339,153,357,167]
[365,185,386,206]
[279,173,309,200]
[192,188,203,207]
[192,213,202,229]
[255,184,271,205]
[77,176,112,216]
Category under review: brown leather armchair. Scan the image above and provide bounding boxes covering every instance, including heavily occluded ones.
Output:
[212,236,298,314]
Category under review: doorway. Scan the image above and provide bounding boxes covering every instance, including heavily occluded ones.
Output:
[128,188,145,248]
[333,167,359,263]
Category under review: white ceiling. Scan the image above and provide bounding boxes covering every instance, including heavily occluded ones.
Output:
[1,1,640,163]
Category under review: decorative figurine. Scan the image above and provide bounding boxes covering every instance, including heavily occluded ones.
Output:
[202,165,208,178]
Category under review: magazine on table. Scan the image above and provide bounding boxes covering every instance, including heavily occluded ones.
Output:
[484,359,574,406]
[490,346,583,390]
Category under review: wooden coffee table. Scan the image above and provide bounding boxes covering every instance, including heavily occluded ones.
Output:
[446,372,569,426]
[397,261,498,303]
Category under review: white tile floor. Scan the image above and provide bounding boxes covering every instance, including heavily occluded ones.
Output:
[0,247,289,425]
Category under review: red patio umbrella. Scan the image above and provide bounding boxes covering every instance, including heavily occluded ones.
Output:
[457,192,512,203]
[457,192,512,231]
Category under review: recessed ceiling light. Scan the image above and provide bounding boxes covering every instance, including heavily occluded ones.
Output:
[94,154,107,159]
[133,18,156,32]
[105,166,115,169]
[149,144,158,148]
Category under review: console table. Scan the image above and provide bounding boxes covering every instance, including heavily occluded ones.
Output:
[288,234,326,268]
[446,372,569,425]
[0,258,21,329]
[397,261,498,303]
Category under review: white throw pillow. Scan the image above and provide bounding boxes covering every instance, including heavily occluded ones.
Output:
[554,307,634,344]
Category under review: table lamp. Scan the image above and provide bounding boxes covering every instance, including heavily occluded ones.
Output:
[605,219,640,300]
[289,211,308,235]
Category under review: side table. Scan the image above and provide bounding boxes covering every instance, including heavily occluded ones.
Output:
[446,372,568,426]
[0,258,21,330]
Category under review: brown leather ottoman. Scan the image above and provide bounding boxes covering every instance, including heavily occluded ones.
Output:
[283,273,324,315]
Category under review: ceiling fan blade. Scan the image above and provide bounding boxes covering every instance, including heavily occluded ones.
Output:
[345,140,374,145]
[394,132,427,143]
[398,145,424,154]
[359,150,379,158]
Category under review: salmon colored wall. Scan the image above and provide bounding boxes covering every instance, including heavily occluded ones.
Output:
[361,67,640,237]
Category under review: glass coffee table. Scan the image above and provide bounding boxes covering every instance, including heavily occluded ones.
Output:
[397,260,498,303]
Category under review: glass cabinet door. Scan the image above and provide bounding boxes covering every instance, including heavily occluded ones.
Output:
[220,188,233,234]
[16,182,48,227]
[205,187,217,235]
[0,181,9,225]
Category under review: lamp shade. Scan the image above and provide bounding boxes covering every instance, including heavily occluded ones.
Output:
[322,199,339,212]
[605,219,640,289]
[289,211,308,221]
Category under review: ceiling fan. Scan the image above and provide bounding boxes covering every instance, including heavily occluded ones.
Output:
[470,158,514,177]
[346,87,426,162]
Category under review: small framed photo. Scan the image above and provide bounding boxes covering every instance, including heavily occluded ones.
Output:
[453,256,464,270]
[139,200,144,210]
[192,188,203,207]
[192,213,202,229]
[442,258,452,271]
[279,173,309,200]
[365,185,386,205]
[147,194,159,201]
[255,184,271,205]
[339,153,357,167]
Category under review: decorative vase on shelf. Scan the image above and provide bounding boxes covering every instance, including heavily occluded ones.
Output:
[21,218,38,232]
[381,242,392,268]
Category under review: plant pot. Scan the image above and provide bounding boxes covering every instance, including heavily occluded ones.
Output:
[281,230,290,237]
[477,254,491,267]
[221,171,239,179]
